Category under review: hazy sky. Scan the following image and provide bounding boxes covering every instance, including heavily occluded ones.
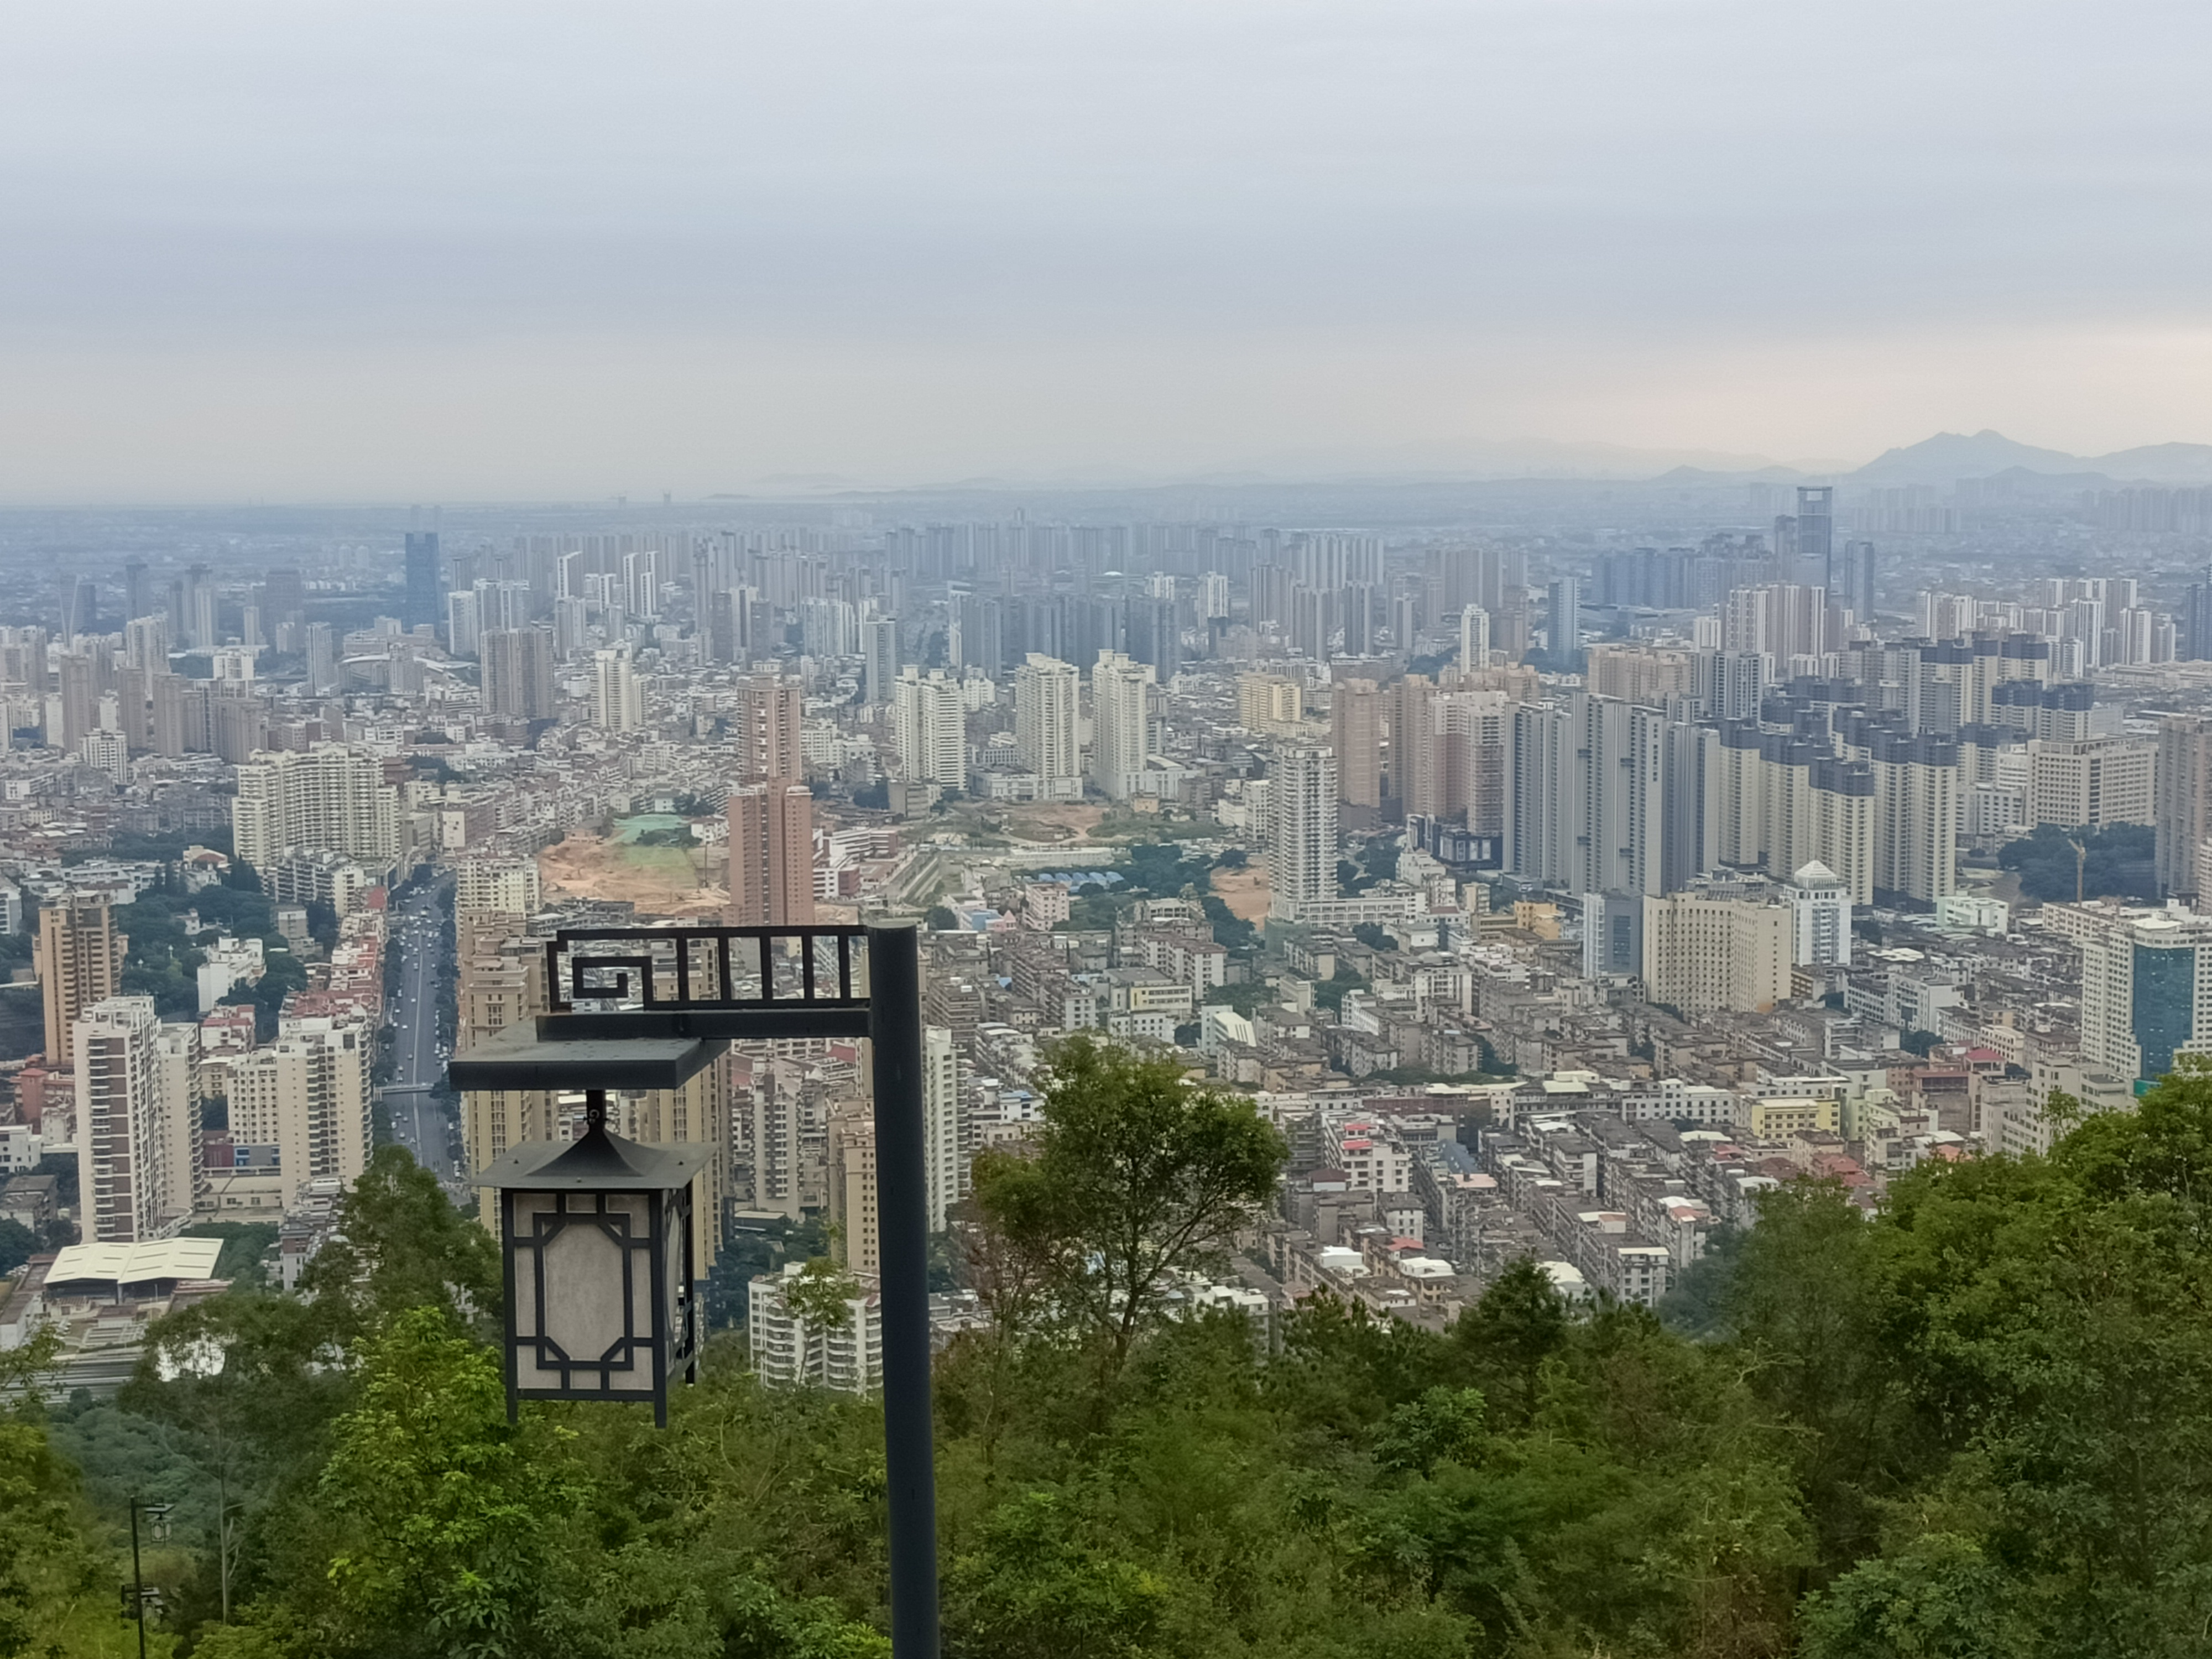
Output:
[4,1,2211,499]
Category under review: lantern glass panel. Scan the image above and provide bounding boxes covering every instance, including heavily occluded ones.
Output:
[540,1220,628,1363]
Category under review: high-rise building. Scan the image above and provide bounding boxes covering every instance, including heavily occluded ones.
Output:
[1089,650,1155,800]
[1014,654,1081,782]
[2074,906,2212,1085]
[1641,889,1793,1014]
[404,531,442,629]
[1546,576,1582,671]
[734,675,804,783]
[2027,735,2157,832]
[748,1260,883,1393]
[1268,744,1339,921]
[305,623,338,694]
[591,648,645,731]
[1331,678,1384,815]
[446,589,483,658]
[1785,861,1852,966]
[828,1103,880,1273]
[481,628,556,721]
[862,614,901,705]
[1792,485,1834,586]
[1459,604,1490,673]
[124,560,153,622]
[232,743,403,874]
[456,921,550,1230]
[922,1025,962,1232]
[893,667,967,787]
[1835,539,1877,620]
[2157,715,2212,899]
[37,899,124,1065]
[74,997,199,1242]
[228,1019,371,1212]
[727,782,816,926]
[184,564,217,652]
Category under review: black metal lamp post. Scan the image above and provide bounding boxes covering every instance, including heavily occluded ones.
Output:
[447,922,939,1658]
[125,1498,171,1658]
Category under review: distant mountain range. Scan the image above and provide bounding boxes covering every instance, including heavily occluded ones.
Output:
[1848,430,2212,486]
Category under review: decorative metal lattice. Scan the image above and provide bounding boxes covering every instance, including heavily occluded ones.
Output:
[544,924,870,1014]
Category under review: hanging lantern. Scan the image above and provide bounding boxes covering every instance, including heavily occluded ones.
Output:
[472,1084,706,1426]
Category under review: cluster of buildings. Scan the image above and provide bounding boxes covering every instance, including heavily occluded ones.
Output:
[13,497,2212,1394]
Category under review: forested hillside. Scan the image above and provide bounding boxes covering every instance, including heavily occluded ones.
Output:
[5,1048,2211,1658]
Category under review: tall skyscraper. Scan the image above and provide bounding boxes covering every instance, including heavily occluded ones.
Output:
[1459,604,1490,672]
[1546,576,1583,671]
[124,560,153,622]
[305,623,337,695]
[734,675,804,783]
[591,649,645,731]
[1331,678,1384,816]
[1793,485,1834,587]
[185,564,217,652]
[894,667,967,787]
[481,628,556,721]
[727,781,816,925]
[2075,907,2212,1085]
[1268,744,1340,922]
[922,1025,962,1232]
[1088,650,1155,800]
[862,614,901,705]
[404,531,442,629]
[38,899,124,1065]
[1014,654,1081,782]
[2157,714,2212,899]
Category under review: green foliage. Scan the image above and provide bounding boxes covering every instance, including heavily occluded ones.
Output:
[0,1331,137,1659]
[972,1035,1286,1392]
[1310,967,1367,1015]
[1202,979,1270,1018]
[0,1218,33,1276]
[1997,820,2157,902]
[181,1221,280,1286]
[295,1146,501,1345]
[115,876,309,1036]
[1898,1027,1940,1057]
[925,905,958,931]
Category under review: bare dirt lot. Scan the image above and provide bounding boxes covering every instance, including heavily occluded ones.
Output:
[973,802,1108,843]
[539,831,727,917]
[1211,862,1271,924]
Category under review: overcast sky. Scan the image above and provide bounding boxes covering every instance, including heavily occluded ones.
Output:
[3,1,2210,499]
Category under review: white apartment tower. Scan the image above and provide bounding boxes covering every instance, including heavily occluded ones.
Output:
[1089,650,1155,800]
[893,667,968,787]
[1269,745,1340,921]
[231,743,402,875]
[591,649,645,732]
[227,1019,372,1212]
[922,1025,962,1232]
[1014,654,1081,782]
[1460,604,1491,672]
[75,998,199,1243]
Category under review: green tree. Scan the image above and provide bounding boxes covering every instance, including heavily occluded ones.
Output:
[295,1146,501,1345]
[302,1308,586,1657]
[971,1035,1285,1393]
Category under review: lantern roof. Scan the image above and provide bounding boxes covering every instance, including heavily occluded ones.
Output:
[446,1021,728,1093]
[474,1124,708,1192]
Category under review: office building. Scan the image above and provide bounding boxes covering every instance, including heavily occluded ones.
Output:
[893,667,967,787]
[2075,906,2212,1084]
[232,744,403,874]
[1642,889,1793,1015]
[1014,654,1081,782]
[1237,672,1303,735]
[591,649,645,731]
[404,531,442,629]
[1546,576,1583,670]
[2028,735,2157,832]
[1784,861,1852,967]
[727,781,816,926]
[1089,651,1155,800]
[1268,745,1339,921]
[37,899,124,1065]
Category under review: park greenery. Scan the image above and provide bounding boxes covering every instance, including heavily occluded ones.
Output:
[113,864,320,1040]
[5,1044,2212,1655]
[1997,820,2157,903]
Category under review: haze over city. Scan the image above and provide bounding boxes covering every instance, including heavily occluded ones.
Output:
[9,8,2212,1658]
[6,1,2212,498]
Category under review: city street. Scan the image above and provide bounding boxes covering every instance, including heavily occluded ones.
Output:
[382,873,463,1196]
